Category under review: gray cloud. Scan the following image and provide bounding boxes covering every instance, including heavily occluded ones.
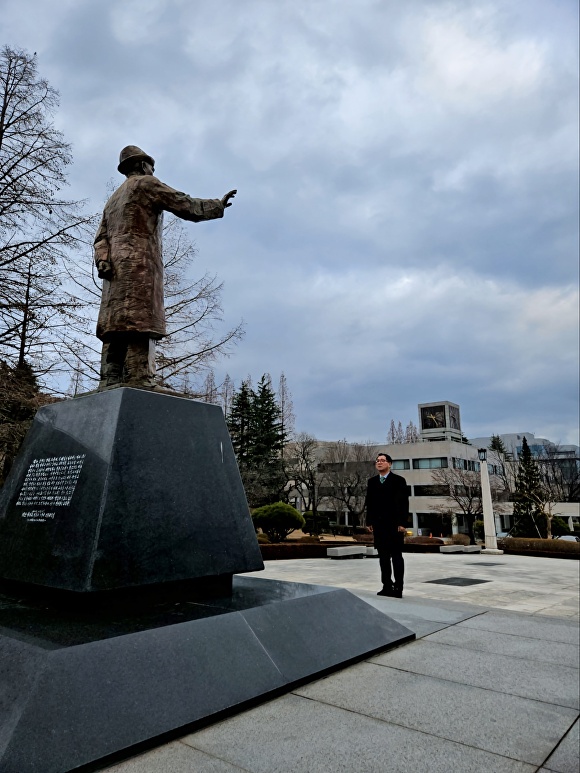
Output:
[2,0,578,443]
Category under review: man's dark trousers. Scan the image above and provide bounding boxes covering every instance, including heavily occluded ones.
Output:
[376,533,405,591]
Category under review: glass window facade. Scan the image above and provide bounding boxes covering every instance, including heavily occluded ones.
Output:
[452,458,480,472]
[392,459,410,470]
[414,484,450,496]
[412,457,448,469]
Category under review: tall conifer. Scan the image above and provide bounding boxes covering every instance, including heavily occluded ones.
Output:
[512,437,543,537]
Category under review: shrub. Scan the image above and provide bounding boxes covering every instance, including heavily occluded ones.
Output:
[303,512,331,536]
[474,520,484,540]
[450,533,471,546]
[498,537,579,555]
[251,502,306,543]
[256,532,270,544]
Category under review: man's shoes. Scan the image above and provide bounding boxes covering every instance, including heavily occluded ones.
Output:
[377,587,394,597]
[393,588,403,598]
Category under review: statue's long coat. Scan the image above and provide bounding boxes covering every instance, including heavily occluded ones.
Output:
[94,175,224,341]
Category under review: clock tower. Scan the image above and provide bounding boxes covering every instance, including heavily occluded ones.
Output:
[418,401,462,442]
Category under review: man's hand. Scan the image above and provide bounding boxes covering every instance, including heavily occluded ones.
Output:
[96,260,113,280]
[221,189,237,208]
[397,526,406,533]
[368,525,373,532]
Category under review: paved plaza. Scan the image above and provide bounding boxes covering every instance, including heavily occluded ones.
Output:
[103,553,579,773]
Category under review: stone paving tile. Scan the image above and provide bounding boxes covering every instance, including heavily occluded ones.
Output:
[102,741,248,772]
[425,626,579,668]
[542,718,580,773]
[458,611,580,645]
[372,639,579,709]
[536,608,579,618]
[294,661,578,766]
[182,693,536,773]
[248,554,580,618]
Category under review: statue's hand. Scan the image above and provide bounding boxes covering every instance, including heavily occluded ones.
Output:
[96,260,113,280]
[221,189,237,208]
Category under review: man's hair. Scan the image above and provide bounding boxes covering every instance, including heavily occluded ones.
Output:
[376,453,393,463]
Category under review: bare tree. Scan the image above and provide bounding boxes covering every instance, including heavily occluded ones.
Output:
[155,217,244,391]
[277,371,295,444]
[405,421,420,443]
[283,432,323,514]
[387,418,420,444]
[62,215,244,393]
[201,370,218,403]
[537,443,580,505]
[0,46,96,383]
[430,464,507,544]
[514,443,579,538]
[319,440,374,526]
[219,373,235,417]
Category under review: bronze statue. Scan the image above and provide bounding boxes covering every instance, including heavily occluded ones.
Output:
[94,146,236,389]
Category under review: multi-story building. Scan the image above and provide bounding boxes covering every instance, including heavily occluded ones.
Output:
[287,401,579,535]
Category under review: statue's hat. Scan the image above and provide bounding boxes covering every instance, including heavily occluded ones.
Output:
[117,145,155,174]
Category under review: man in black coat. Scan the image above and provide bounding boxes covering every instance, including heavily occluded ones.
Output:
[364,453,409,597]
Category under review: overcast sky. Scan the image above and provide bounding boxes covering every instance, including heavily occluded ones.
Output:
[3,0,578,444]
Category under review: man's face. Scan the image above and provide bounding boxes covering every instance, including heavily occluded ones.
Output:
[375,456,392,474]
[142,161,154,176]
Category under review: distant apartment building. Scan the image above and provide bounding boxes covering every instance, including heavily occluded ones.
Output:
[469,431,580,461]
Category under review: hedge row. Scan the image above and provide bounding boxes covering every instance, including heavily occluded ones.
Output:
[498,537,579,560]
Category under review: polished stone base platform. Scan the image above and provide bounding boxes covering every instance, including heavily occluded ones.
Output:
[0,575,414,773]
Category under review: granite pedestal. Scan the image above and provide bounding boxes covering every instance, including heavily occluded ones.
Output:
[0,389,414,772]
[0,388,263,592]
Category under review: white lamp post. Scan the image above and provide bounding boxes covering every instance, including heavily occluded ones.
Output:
[478,449,503,554]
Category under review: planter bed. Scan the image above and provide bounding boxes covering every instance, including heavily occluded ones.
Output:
[259,541,444,559]
[260,543,331,560]
[499,548,579,560]
[402,543,442,553]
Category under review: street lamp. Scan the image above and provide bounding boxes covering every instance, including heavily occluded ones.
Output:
[478,448,503,554]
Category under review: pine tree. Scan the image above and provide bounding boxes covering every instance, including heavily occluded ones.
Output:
[0,360,55,484]
[248,374,286,506]
[489,434,507,455]
[226,375,287,507]
[512,437,544,537]
[387,420,396,444]
[227,379,254,470]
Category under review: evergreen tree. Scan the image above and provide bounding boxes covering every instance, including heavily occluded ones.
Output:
[0,360,55,484]
[249,374,287,505]
[226,374,287,507]
[489,434,507,455]
[512,437,544,537]
[227,379,254,469]
[387,419,397,444]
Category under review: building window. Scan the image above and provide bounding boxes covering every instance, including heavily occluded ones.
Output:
[414,484,450,496]
[452,458,479,472]
[392,459,410,470]
[413,457,448,469]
